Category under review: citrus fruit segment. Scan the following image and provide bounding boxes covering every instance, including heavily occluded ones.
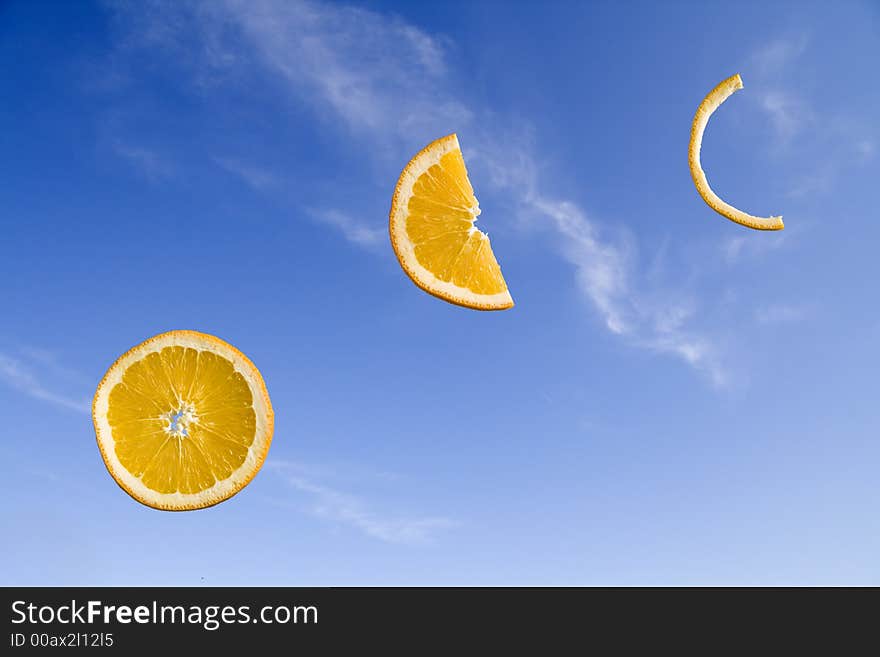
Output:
[92,330,274,511]
[689,74,784,231]
[390,134,514,310]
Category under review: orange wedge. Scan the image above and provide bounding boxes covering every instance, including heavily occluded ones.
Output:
[390,134,514,310]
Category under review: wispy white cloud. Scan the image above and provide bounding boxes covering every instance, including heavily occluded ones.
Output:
[748,35,813,146]
[856,139,875,161]
[17,347,90,384]
[113,0,470,142]
[267,460,455,544]
[112,142,174,180]
[785,165,835,198]
[529,197,632,335]
[723,236,747,264]
[722,232,789,265]
[746,35,875,194]
[757,90,811,144]
[214,157,280,190]
[215,0,471,139]
[309,209,384,248]
[749,34,809,76]
[477,142,728,385]
[754,303,812,325]
[0,351,90,414]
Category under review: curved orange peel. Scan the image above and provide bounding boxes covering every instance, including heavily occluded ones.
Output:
[689,74,784,231]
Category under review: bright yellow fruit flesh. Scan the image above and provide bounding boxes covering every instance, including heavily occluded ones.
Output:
[390,134,513,310]
[107,346,255,495]
[408,150,507,296]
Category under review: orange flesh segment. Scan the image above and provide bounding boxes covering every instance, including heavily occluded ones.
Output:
[406,150,507,295]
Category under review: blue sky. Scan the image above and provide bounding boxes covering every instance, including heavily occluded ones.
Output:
[1,0,878,585]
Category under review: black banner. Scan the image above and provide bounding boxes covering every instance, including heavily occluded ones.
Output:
[1,587,871,651]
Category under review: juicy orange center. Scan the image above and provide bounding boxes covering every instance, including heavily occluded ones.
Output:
[106,346,256,495]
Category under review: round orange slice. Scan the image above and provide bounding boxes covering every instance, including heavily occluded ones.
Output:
[390,134,514,310]
[92,330,274,511]
[689,73,784,231]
